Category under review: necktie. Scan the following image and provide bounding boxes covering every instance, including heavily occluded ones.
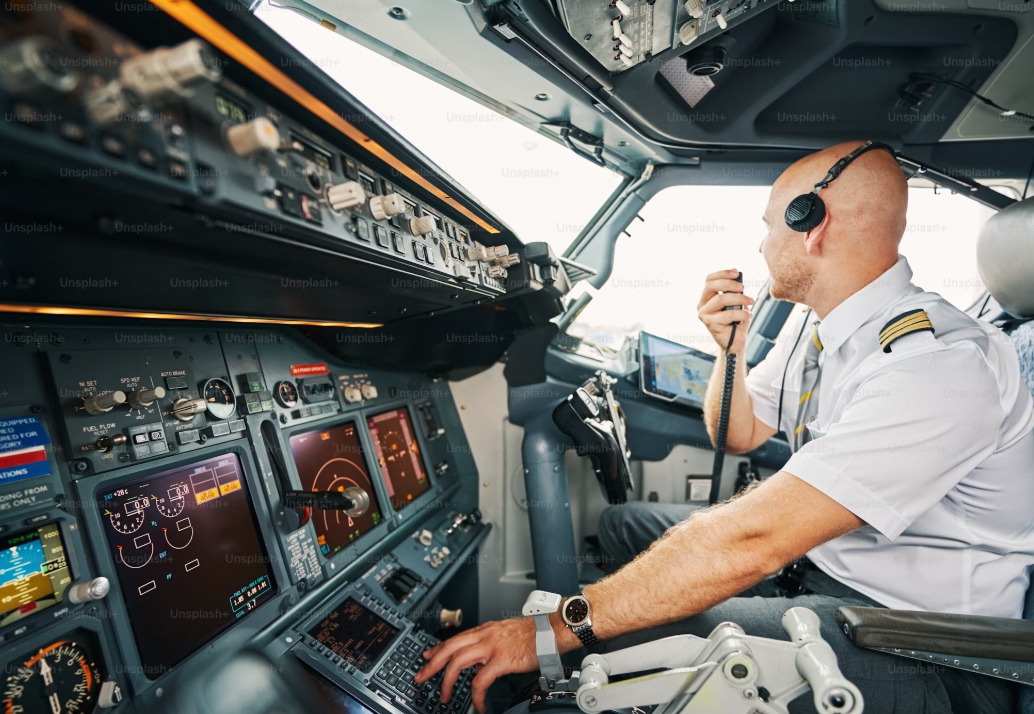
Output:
[794,322,823,451]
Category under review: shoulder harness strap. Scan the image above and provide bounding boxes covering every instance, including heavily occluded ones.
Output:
[879,309,934,353]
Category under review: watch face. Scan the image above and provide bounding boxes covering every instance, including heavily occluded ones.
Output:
[564,596,589,626]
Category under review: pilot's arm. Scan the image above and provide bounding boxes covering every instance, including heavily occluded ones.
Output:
[699,269,776,453]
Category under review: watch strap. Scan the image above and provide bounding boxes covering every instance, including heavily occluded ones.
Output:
[572,621,598,646]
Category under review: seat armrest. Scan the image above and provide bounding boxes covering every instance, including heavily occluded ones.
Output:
[836,607,1034,663]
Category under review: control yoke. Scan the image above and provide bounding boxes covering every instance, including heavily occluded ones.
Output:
[552,370,634,504]
[524,592,863,714]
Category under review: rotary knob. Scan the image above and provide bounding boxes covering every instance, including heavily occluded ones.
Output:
[128,386,166,409]
[342,486,370,517]
[0,36,80,97]
[410,215,436,236]
[119,38,222,102]
[369,193,406,221]
[327,180,366,211]
[67,577,110,604]
[84,391,126,416]
[343,386,362,403]
[226,117,281,158]
[171,397,208,421]
[440,608,463,627]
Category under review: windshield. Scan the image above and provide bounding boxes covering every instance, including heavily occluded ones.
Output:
[571,186,996,353]
[257,2,623,254]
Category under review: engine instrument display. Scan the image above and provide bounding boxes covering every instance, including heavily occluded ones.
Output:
[3,630,106,714]
[0,522,72,628]
[368,408,429,510]
[308,597,399,673]
[98,454,275,673]
[289,422,383,558]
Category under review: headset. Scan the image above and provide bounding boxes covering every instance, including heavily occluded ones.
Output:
[784,140,897,232]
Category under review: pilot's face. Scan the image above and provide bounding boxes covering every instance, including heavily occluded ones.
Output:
[760,185,815,304]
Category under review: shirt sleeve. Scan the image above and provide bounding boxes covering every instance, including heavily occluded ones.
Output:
[745,310,808,431]
[782,342,1004,540]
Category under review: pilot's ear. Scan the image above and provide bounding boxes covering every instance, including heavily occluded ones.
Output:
[803,207,831,256]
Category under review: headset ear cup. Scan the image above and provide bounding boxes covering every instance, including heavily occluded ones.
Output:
[785,193,826,232]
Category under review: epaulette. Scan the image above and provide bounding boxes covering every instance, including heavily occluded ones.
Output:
[879,309,934,353]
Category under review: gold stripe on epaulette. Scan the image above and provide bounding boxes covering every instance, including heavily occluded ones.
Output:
[879,309,934,353]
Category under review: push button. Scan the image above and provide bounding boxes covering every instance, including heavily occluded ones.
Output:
[177,429,200,445]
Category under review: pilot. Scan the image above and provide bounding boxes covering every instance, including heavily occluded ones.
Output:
[415,142,1034,714]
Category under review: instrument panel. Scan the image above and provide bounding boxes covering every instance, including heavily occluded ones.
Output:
[0,3,499,712]
[0,1,523,327]
[0,320,487,713]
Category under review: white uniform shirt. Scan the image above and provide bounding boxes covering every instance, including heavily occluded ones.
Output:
[746,256,1034,618]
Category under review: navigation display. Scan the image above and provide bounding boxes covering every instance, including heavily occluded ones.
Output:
[639,332,716,408]
[289,422,383,558]
[308,597,400,673]
[0,523,72,627]
[98,454,275,674]
[367,408,429,510]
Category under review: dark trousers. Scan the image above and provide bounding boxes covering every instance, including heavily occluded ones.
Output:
[593,502,1018,713]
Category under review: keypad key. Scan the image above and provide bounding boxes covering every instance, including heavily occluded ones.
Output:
[391,652,402,663]
[388,675,399,686]
[377,668,390,680]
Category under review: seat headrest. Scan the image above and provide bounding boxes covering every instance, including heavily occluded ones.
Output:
[977,196,1034,318]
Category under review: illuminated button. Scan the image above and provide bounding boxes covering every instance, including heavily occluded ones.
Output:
[165,375,188,390]
[150,440,168,454]
[355,218,370,242]
[210,422,231,437]
[229,420,246,433]
[177,429,200,445]
[133,443,152,458]
[245,372,264,393]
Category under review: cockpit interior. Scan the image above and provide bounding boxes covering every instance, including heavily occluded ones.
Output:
[1,0,1033,712]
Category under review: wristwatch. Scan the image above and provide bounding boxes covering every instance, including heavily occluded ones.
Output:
[560,593,598,646]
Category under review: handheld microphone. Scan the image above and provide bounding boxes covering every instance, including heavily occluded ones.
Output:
[710,271,743,503]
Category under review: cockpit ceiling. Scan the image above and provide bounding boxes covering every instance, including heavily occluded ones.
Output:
[556,0,1021,146]
[298,0,1033,169]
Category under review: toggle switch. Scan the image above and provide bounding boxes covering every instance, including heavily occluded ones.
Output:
[714,10,728,29]
[327,181,366,211]
[369,193,406,221]
[128,386,166,409]
[84,391,126,416]
[226,117,281,158]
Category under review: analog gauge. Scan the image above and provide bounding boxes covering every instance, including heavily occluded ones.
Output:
[106,497,147,534]
[202,377,236,420]
[276,380,298,408]
[4,636,104,714]
[154,482,188,518]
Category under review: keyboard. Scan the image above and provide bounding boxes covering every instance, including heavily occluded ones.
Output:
[373,633,475,714]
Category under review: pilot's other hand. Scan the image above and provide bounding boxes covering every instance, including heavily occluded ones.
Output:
[415,616,537,713]
[698,269,753,354]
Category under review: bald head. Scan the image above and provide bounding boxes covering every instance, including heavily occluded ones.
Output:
[761,141,909,316]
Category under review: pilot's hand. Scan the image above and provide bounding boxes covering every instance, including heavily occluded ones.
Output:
[698,268,754,354]
[415,617,538,713]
